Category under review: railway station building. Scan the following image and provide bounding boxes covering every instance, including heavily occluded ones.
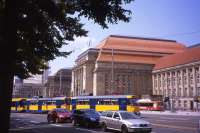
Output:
[153,44,200,110]
[71,35,186,97]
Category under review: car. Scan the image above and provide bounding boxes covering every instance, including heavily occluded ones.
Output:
[71,109,100,127]
[100,110,152,133]
[47,108,72,123]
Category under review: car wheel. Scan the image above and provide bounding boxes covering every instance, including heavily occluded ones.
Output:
[84,121,89,128]
[47,115,51,123]
[72,119,77,126]
[56,118,59,123]
[52,117,57,123]
[101,123,107,132]
[121,125,128,133]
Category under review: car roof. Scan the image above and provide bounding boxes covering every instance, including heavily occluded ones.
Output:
[74,109,95,111]
[102,110,128,113]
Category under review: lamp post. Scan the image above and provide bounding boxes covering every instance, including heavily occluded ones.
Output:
[111,48,114,95]
[59,70,62,96]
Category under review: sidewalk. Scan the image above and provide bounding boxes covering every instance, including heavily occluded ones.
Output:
[141,110,200,116]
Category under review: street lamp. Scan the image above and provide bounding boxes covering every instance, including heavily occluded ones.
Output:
[59,70,62,96]
[111,48,114,95]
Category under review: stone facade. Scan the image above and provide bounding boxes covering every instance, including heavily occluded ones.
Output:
[93,62,153,96]
[45,68,72,97]
[71,35,186,97]
[153,43,200,111]
[153,62,200,110]
[12,69,49,98]
[13,83,44,98]
[72,49,98,96]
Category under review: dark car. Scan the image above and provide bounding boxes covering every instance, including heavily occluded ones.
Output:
[72,109,100,127]
[47,108,72,123]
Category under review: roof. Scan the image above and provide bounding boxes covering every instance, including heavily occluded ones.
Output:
[96,35,186,54]
[96,35,186,64]
[154,45,200,70]
[188,43,200,48]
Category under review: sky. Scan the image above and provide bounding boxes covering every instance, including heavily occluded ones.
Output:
[49,0,200,75]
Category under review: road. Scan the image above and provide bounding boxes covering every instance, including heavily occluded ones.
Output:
[9,113,200,133]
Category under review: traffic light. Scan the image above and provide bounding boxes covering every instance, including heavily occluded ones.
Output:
[194,96,199,102]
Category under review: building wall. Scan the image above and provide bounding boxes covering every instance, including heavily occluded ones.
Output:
[71,36,186,97]
[13,83,44,98]
[45,68,72,97]
[71,49,98,96]
[72,57,154,96]
[153,61,200,110]
[93,62,153,96]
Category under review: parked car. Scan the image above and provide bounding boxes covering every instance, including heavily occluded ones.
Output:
[47,108,72,123]
[100,110,152,133]
[71,109,100,127]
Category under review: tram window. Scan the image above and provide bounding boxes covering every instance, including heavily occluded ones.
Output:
[111,100,118,105]
[121,99,127,104]
[129,99,138,106]
[46,101,52,105]
[98,100,105,105]
[30,102,36,105]
[139,103,153,107]
[66,99,71,104]
[77,100,89,105]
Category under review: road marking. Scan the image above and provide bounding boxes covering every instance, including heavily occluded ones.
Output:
[9,125,51,131]
[50,124,63,127]
[154,119,168,122]
[30,121,40,124]
[160,117,188,120]
[152,123,197,131]
[75,127,100,133]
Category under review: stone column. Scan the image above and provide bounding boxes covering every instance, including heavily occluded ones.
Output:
[93,71,97,96]
[186,68,190,97]
[152,73,155,95]
[193,67,196,97]
[71,70,75,96]
[161,72,164,96]
[186,68,190,110]
[82,65,86,92]
[169,71,174,111]
[192,66,197,110]
[164,72,167,97]
[180,69,183,97]
[180,69,184,110]
[175,70,178,109]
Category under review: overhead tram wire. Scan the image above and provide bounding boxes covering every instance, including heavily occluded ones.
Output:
[134,30,200,39]
[154,30,200,38]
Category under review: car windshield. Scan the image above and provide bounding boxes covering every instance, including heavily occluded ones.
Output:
[120,112,140,120]
[56,109,69,113]
[84,109,99,115]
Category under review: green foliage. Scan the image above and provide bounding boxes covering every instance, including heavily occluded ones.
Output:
[0,0,133,79]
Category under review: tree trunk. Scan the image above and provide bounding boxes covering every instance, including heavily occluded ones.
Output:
[0,72,14,133]
[0,0,17,132]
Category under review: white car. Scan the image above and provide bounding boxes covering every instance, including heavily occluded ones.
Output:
[100,110,152,133]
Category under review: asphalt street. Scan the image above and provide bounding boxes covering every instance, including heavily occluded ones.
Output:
[9,113,200,133]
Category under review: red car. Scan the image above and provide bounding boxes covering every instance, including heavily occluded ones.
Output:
[47,108,72,123]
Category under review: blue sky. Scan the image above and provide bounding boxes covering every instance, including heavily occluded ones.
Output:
[49,0,200,75]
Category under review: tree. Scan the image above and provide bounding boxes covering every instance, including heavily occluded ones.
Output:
[0,0,134,132]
